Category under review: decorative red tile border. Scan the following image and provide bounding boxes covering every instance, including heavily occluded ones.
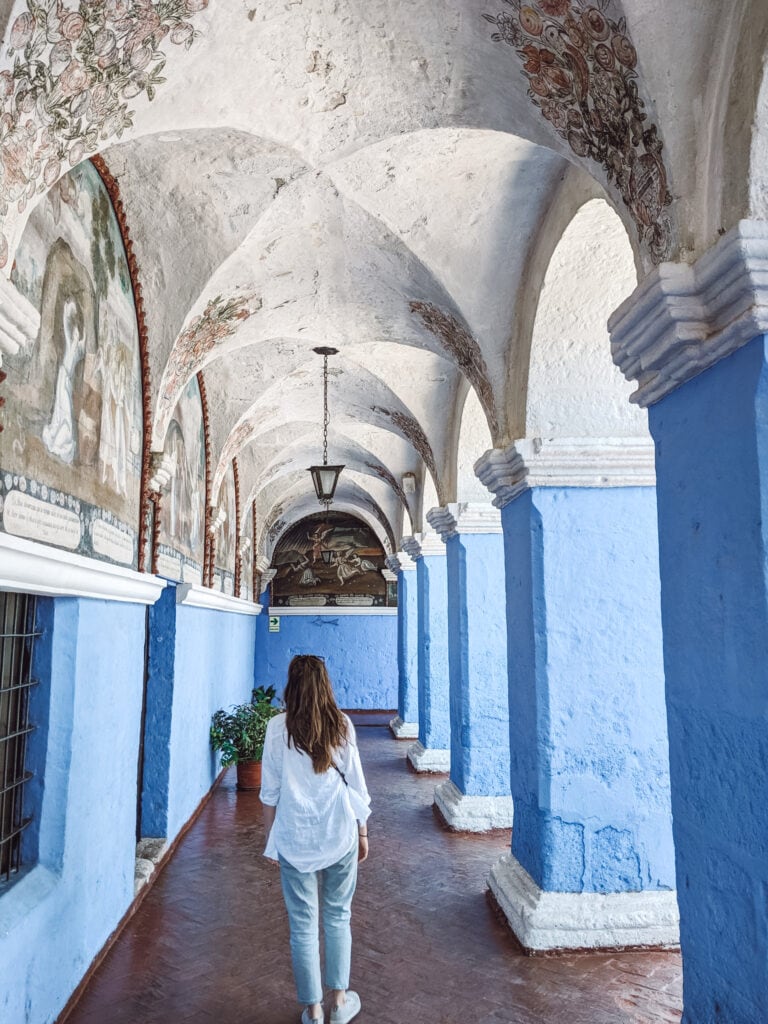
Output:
[233,457,241,597]
[90,154,153,573]
[197,370,214,587]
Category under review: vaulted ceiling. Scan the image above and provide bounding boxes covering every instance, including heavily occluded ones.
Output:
[0,0,764,557]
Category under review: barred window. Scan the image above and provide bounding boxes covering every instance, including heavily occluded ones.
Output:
[0,592,39,884]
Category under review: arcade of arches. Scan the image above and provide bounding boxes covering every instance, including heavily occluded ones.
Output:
[0,1,767,1021]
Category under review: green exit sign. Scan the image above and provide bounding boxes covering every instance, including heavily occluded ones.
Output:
[268,616,280,633]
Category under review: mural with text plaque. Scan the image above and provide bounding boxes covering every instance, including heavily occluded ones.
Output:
[271,512,394,608]
[0,161,142,566]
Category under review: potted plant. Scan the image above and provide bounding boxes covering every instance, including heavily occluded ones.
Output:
[210,686,281,790]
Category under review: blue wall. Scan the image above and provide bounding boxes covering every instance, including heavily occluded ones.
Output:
[417,554,450,751]
[650,335,768,1023]
[0,592,257,1024]
[503,486,675,894]
[447,532,509,796]
[254,605,397,709]
[396,568,419,724]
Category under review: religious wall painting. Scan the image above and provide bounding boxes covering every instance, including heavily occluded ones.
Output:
[240,502,254,602]
[0,0,212,267]
[214,459,237,595]
[156,375,205,582]
[0,160,142,566]
[484,0,673,262]
[270,511,394,608]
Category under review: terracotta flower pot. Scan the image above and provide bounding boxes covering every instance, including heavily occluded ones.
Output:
[236,759,262,791]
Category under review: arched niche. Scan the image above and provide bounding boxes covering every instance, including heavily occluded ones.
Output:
[525,198,647,440]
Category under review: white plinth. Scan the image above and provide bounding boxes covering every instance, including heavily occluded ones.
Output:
[434,780,513,832]
[389,716,419,739]
[488,853,680,953]
[406,740,449,773]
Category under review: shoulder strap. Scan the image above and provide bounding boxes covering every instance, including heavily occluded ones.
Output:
[331,761,348,786]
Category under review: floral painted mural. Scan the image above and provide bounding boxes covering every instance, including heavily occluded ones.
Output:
[156,290,262,439]
[155,373,205,582]
[0,0,211,267]
[0,159,142,565]
[484,0,672,262]
[270,511,393,608]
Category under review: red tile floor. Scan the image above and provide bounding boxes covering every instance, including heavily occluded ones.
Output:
[64,724,683,1024]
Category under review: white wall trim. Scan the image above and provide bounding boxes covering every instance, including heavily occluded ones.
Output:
[609,219,768,407]
[427,502,503,540]
[434,780,513,832]
[475,437,656,510]
[267,606,397,617]
[0,533,166,605]
[389,716,419,739]
[406,740,450,773]
[488,853,680,953]
[177,583,262,616]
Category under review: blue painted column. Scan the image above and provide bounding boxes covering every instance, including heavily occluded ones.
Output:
[386,551,419,739]
[402,532,450,772]
[477,439,678,952]
[647,335,768,1023]
[427,504,512,831]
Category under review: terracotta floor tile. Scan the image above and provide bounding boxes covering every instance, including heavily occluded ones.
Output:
[64,725,682,1024]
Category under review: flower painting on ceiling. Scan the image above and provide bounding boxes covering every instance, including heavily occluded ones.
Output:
[155,374,205,583]
[484,0,673,262]
[0,160,142,567]
[270,511,394,608]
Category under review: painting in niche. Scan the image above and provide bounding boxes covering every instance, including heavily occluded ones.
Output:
[271,512,394,608]
[214,461,237,595]
[156,376,205,583]
[0,161,142,566]
[240,503,254,602]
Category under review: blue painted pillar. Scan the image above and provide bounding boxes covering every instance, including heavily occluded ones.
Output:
[402,533,450,772]
[387,551,419,739]
[647,334,768,1022]
[477,440,678,952]
[427,504,512,831]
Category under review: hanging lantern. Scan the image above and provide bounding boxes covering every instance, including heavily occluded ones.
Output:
[307,346,344,507]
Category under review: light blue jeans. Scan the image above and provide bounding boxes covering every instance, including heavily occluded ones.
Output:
[279,840,359,1005]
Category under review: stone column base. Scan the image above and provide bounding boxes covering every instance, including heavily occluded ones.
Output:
[389,715,419,739]
[488,853,680,953]
[434,780,513,832]
[406,740,450,773]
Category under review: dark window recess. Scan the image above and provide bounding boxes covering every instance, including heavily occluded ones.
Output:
[0,592,39,884]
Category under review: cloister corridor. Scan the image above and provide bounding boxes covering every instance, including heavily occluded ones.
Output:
[62,720,682,1024]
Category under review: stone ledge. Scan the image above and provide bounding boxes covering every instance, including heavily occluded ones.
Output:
[475,437,656,510]
[434,780,513,832]
[609,219,768,407]
[427,502,502,540]
[389,716,419,740]
[400,532,445,560]
[176,583,261,616]
[406,740,450,773]
[488,853,680,953]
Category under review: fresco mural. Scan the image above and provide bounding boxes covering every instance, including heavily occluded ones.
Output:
[155,375,205,583]
[214,459,236,595]
[0,160,142,566]
[240,502,254,602]
[271,511,394,608]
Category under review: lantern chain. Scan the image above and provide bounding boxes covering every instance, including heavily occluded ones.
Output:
[323,352,329,467]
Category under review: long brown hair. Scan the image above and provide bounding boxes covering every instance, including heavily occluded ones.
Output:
[284,655,348,773]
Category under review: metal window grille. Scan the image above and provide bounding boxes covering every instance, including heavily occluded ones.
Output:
[0,592,39,884]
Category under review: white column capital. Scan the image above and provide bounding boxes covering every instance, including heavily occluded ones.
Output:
[385,551,416,572]
[610,219,768,407]
[401,531,445,559]
[0,275,40,366]
[427,502,502,539]
[475,437,656,510]
[255,555,271,574]
[380,568,397,583]
[147,451,177,494]
[260,568,277,587]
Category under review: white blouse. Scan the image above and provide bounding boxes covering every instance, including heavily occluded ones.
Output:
[260,712,372,873]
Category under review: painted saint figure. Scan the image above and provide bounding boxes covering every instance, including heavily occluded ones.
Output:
[42,297,85,463]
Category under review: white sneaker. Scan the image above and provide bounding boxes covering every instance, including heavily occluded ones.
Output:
[330,991,361,1024]
[302,1009,324,1024]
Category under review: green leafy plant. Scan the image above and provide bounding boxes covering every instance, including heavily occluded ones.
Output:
[210,686,281,767]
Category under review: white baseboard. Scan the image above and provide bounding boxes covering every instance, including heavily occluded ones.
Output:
[389,715,419,739]
[434,780,513,831]
[406,740,449,773]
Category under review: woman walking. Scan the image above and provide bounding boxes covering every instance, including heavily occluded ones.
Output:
[261,655,371,1024]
